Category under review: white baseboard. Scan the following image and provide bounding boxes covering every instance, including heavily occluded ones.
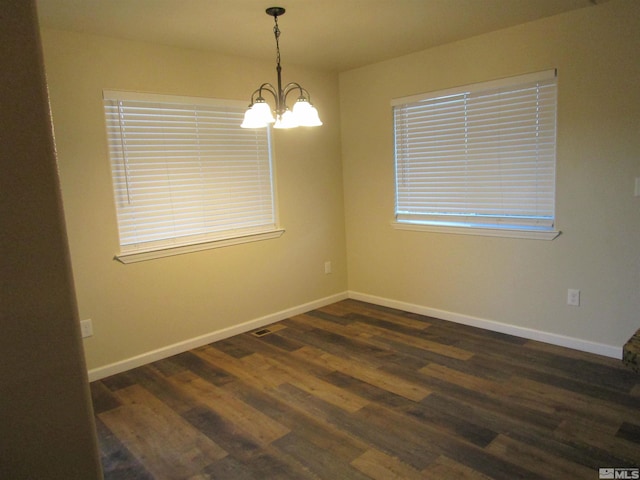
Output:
[348,291,623,359]
[88,289,622,381]
[87,291,349,382]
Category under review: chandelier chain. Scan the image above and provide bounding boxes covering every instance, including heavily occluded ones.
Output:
[273,16,281,68]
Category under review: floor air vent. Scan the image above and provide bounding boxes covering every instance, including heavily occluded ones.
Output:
[251,328,272,337]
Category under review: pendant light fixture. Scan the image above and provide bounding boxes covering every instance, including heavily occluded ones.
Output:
[241,7,322,129]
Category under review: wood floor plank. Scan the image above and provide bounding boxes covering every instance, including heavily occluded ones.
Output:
[293,345,431,402]
[198,454,262,480]
[505,422,634,471]
[168,351,236,387]
[209,336,255,359]
[485,433,595,479]
[279,320,428,372]
[181,406,262,459]
[554,417,640,466]
[468,334,638,394]
[419,363,561,418]
[167,371,290,445]
[274,432,372,480]
[193,346,284,391]
[99,384,227,480]
[272,382,440,470]
[91,299,640,479]
[400,399,498,448]
[420,391,561,446]
[224,329,340,380]
[209,445,319,480]
[350,401,545,480]
[95,417,154,480]
[322,369,426,409]
[286,314,404,367]
[345,320,474,360]
[91,380,122,414]
[524,339,631,369]
[422,455,493,479]
[350,448,426,480]
[109,364,199,416]
[251,352,370,413]
[222,378,370,462]
[617,421,640,444]
[322,300,433,331]
[419,363,505,401]
[510,375,640,426]
[511,365,640,410]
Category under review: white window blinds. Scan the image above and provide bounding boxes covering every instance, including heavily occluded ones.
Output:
[104,91,277,256]
[392,69,557,231]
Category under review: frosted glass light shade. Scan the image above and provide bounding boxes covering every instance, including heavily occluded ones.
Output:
[292,98,322,127]
[251,100,275,124]
[273,109,298,129]
[240,100,275,128]
[241,107,267,128]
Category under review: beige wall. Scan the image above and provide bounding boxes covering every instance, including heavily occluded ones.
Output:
[0,1,101,478]
[339,0,640,353]
[40,0,639,378]
[40,29,347,373]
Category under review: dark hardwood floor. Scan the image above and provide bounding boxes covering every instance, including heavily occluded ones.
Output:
[91,299,640,479]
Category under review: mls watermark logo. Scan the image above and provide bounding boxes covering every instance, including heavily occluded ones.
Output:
[600,468,640,479]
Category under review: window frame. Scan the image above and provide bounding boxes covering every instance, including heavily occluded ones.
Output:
[103,90,283,263]
[391,70,560,240]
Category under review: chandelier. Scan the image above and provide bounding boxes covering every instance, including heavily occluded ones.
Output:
[241,7,322,129]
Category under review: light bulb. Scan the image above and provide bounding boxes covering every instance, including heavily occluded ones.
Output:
[273,109,299,129]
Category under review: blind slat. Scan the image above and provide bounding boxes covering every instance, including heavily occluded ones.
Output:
[104,93,275,252]
[393,72,557,230]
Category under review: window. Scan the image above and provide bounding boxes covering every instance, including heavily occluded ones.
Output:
[392,69,559,239]
[103,91,282,263]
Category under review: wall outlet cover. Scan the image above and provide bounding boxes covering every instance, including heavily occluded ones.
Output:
[80,319,93,338]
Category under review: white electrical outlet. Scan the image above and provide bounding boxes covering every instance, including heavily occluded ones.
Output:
[324,261,332,274]
[80,319,93,338]
[567,289,580,307]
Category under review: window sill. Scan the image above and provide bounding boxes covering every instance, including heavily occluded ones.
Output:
[115,228,285,264]
[392,222,560,240]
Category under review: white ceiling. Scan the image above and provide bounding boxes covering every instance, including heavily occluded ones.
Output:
[36,0,604,72]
